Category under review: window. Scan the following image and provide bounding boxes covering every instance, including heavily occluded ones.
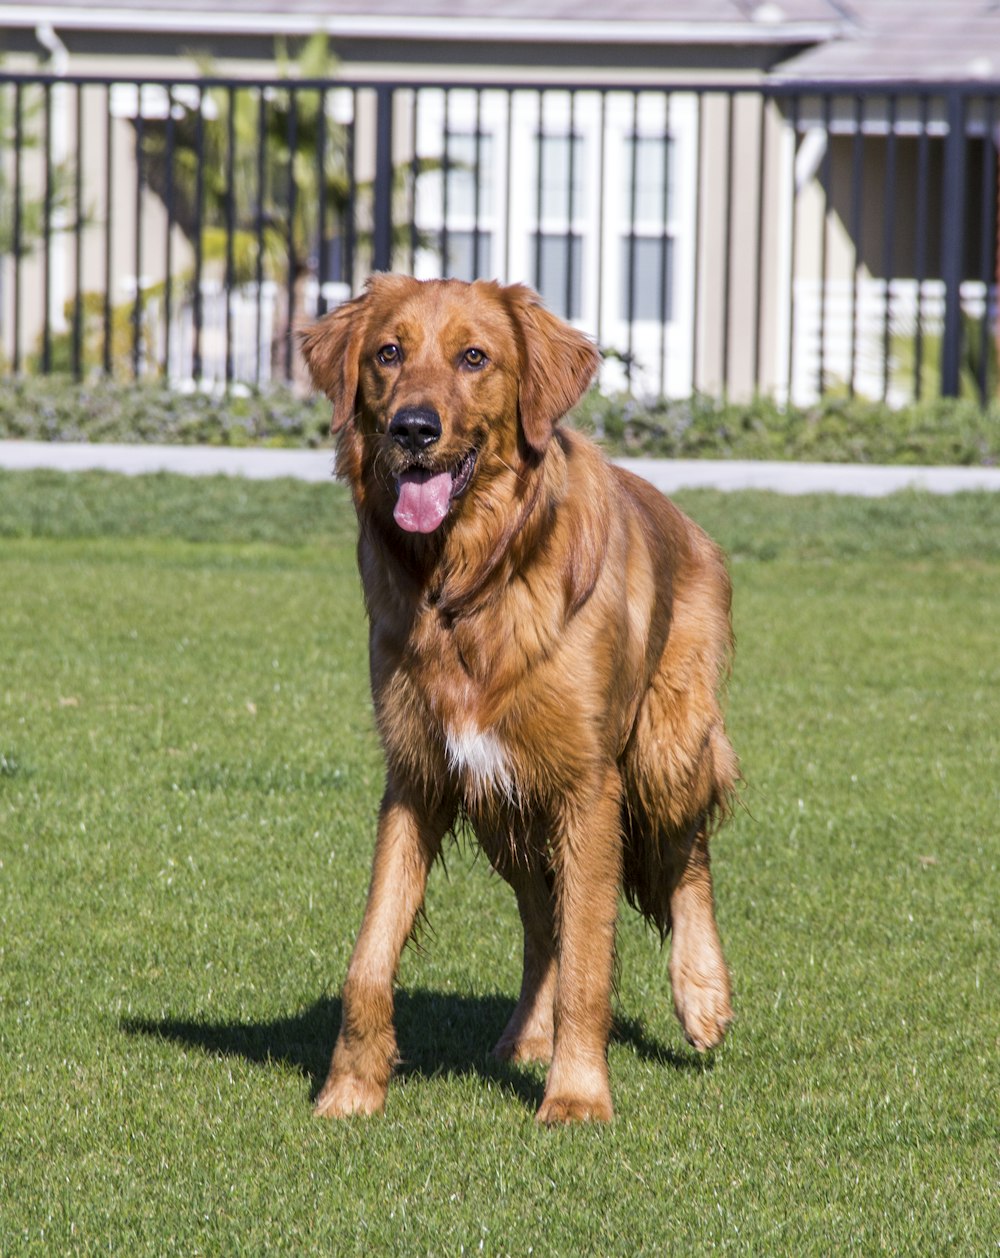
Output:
[620,236,673,322]
[532,131,586,318]
[443,229,494,282]
[622,134,673,224]
[417,122,496,280]
[621,133,675,323]
[533,233,583,321]
[537,133,586,222]
[444,131,495,219]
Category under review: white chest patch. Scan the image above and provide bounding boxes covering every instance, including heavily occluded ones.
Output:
[444,723,514,800]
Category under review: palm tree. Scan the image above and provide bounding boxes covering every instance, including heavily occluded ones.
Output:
[138,35,357,381]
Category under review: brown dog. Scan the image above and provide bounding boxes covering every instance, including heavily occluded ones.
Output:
[299,274,737,1123]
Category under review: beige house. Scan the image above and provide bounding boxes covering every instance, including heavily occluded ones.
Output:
[2,2,999,402]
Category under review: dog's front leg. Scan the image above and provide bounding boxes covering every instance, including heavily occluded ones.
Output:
[492,862,557,1065]
[314,783,451,1118]
[536,768,622,1125]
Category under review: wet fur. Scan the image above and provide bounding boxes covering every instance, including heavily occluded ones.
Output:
[299,275,738,1123]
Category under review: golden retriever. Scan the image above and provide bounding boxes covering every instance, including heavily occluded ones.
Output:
[299,274,737,1123]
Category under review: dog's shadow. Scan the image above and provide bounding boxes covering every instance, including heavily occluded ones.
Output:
[122,989,708,1112]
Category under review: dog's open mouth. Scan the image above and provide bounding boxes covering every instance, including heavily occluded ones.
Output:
[393,448,478,534]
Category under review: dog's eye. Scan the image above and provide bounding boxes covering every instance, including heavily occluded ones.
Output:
[376,344,400,366]
[462,347,487,370]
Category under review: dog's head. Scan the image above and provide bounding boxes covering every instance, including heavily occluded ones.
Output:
[299,275,598,535]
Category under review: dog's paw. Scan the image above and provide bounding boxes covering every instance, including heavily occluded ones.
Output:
[492,1031,554,1065]
[313,1072,387,1119]
[536,1090,614,1125]
[672,974,733,1051]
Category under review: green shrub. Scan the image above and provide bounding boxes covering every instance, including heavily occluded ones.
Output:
[0,376,331,448]
[570,390,1000,466]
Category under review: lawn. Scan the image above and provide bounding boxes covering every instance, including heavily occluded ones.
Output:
[0,470,997,1255]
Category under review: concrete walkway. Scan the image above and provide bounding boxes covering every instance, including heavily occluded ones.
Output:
[2,439,1000,496]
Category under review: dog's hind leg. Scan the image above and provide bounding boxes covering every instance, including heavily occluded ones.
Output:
[314,782,453,1118]
[492,863,557,1065]
[624,694,737,1052]
[667,818,733,1051]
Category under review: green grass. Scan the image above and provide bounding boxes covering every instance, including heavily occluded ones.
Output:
[1,471,997,1254]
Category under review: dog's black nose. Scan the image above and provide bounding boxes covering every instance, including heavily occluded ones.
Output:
[388,407,442,454]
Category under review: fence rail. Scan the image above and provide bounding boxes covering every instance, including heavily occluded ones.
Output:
[2,69,998,405]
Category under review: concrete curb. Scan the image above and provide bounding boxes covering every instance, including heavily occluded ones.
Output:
[0,441,337,483]
[614,457,1000,497]
[2,440,1000,496]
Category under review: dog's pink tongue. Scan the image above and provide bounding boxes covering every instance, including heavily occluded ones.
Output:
[394,468,452,533]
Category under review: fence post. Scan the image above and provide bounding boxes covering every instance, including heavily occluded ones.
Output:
[940,90,967,398]
[373,86,394,273]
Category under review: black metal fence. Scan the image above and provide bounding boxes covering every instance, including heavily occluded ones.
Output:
[2,70,998,405]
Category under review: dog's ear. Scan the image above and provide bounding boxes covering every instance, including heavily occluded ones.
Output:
[297,292,370,434]
[504,284,600,456]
